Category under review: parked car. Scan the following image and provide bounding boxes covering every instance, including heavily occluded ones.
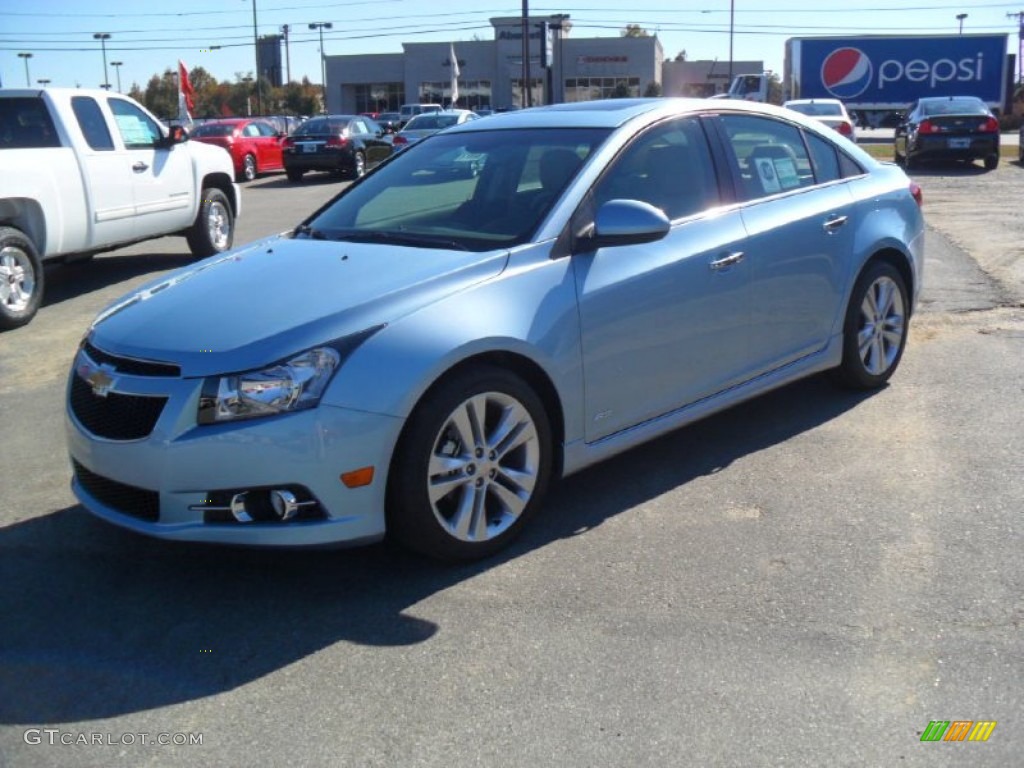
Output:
[397,102,442,128]
[66,98,924,560]
[281,115,392,181]
[783,98,856,142]
[392,109,479,151]
[190,118,286,182]
[0,87,239,329]
[894,96,1000,170]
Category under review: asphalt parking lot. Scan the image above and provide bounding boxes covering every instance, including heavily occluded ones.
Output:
[1,160,1022,767]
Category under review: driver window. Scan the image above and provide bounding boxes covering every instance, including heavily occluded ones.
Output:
[592,117,719,221]
[107,98,162,149]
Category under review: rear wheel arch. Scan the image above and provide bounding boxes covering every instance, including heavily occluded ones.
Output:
[864,248,915,316]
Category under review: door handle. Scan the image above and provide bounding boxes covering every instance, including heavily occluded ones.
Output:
[709,251,745,271]
[132,161,149,173]
[823,214,848,232]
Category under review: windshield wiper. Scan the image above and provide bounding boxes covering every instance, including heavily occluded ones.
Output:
[293,224,330,240]
[334,230,468,251]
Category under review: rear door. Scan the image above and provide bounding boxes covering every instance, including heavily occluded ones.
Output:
[715,112,855,375]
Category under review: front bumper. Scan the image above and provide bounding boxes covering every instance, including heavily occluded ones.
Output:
[65,358,404,547]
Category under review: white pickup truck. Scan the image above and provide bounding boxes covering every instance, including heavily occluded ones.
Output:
[0,88,241,329]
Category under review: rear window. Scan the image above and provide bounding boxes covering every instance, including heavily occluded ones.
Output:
[295,118,347,136]
[192,123,238,137]
[0,97,61,149]
[787,102,844,117]
[921,98,988,116]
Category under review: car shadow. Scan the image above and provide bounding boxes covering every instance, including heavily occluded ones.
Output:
[0,374,877,724]
[257,174,351,190]
[908,158,992,176]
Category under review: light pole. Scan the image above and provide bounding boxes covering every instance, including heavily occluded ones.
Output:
[250,0,262,115]
[242,76,254,116]
[956,13,967,35]
[728,0,735,86]
[18,52,32,87]
[93,33,111,90]
[111,61,123,92]
[309,22,333,111]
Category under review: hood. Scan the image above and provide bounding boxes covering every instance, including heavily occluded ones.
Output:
[88,236,508,377]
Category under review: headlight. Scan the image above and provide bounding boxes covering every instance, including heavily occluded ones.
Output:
[197,328,382,425]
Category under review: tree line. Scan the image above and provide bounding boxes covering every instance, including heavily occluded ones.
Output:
[128,66,323,121]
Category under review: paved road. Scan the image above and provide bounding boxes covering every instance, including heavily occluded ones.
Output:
[1,165,1021,767]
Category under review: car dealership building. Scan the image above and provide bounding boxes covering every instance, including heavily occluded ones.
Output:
[324,16,762,114]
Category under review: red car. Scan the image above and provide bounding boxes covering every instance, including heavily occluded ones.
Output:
[189,118,285,182]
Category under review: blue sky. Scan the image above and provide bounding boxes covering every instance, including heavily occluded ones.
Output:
[1,0,1018,91]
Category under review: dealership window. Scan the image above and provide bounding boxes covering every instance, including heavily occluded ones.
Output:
[511,78,544,109]
[564,77,640,103]
[419,80,492,110]
[354,83,404,113]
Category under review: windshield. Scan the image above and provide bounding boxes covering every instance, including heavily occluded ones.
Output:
[191,123,237,137]
[302,127,610,252]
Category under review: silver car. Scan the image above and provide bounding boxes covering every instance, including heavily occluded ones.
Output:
[67,99,924,561]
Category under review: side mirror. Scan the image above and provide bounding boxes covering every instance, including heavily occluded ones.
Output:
[158,124,188,148]
[578,199,671,251]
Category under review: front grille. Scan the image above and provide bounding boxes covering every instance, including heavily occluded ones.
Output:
[70,375,167,440]
[73,460,160,522]
[84,342,181,377]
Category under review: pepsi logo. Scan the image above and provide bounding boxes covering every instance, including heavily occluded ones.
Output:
[821,48,873,99]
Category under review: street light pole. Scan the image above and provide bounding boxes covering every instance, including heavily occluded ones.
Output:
[728,0,735,86]
[309,22,333,111]
[251,0,263,115]
[18,52,32,87]
[521,0,530,108]
[93,33,111,89]
[956,13,967,35]
[111,61,123,92]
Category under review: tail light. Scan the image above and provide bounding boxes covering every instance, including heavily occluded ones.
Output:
[909,181,923,207]
[281,137,295,150]
[979,116,999,133]
[393,134,408,146]
[917,119,938,134]
[325,135,349,148]
[836,121,853,137]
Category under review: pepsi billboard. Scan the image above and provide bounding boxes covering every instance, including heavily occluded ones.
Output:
[792,34,1007,107]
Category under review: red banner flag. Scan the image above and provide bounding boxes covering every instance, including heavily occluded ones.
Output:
[178,60,195,114]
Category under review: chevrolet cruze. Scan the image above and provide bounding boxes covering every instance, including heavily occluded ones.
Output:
[67,99,925,560]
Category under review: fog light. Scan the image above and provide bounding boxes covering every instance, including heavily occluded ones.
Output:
[231,492,254,523]
[270,489,299,521]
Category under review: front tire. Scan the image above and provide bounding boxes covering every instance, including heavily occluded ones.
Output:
[186,188,234,258]
[0,226,44,330]
[387,365,553,561]
[831,261,909,390]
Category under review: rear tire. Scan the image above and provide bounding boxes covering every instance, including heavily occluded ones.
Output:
[831,261,909,390]
[286,168,304,183]
[186,188,234,258]
[984,154,998,171]
[0,226,43,330]
[386,365,553,561]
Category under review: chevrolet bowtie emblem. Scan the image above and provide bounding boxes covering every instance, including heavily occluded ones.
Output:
[80,363,117,397]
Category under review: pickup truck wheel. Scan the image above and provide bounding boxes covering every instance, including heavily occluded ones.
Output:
[0,227,44,330]
[240,154,257,182]
[186,188,234,257]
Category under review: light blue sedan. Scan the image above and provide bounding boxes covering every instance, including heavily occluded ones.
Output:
[66,99,925,560]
